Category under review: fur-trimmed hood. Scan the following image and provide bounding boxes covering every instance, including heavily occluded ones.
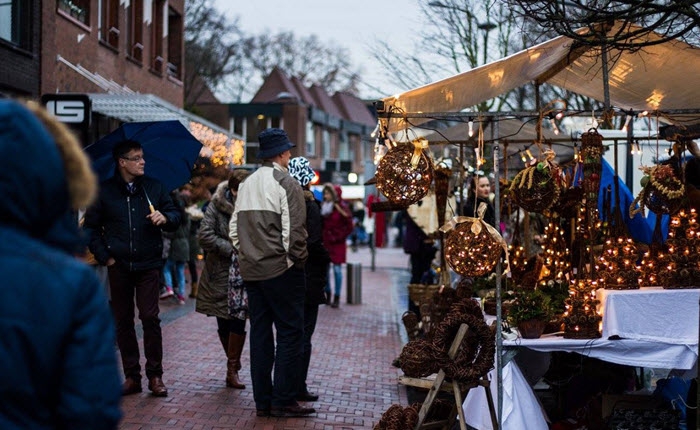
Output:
[210,180,235,216]
[0,100,96,251]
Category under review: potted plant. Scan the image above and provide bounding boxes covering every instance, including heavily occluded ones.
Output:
[507,288,552,339]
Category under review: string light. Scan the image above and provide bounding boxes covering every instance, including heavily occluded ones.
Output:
[548,115,560,135]
[621,113,632,132]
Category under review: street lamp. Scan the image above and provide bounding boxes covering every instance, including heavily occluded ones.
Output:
[477,21,497,64]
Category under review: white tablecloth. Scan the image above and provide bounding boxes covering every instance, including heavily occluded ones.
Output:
[597,287,700,344]
[507,336,697,370]
[463,361,549,430]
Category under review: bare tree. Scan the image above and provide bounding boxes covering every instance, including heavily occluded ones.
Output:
[370,0,603,115]
[504,0,700,50]
[184,0,243,108]
[238,32,362,97]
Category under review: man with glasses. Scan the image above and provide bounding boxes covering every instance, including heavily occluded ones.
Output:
[84,140,180,397]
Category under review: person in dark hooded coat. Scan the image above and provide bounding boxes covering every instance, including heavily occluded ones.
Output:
[288,156,330,403]
[0,100,121,429]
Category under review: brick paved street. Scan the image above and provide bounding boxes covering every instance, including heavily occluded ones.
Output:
[118,245,412,429]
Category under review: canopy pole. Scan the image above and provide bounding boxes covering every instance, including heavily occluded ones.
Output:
[601,44,613,128]
[493,119,503,430]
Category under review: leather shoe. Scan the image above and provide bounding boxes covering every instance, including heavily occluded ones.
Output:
[256,409,270,417]
[122,378,142,396]
[270,403,316,417]
[148,376,168,397]
[295,390,319,402]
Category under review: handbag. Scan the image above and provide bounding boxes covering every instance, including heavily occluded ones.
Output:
[227,249,248,320]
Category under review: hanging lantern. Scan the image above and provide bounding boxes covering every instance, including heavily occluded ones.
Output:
[440,203,508,277]
[375,139,433,206]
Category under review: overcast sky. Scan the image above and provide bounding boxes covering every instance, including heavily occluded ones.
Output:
[212,0,424,100]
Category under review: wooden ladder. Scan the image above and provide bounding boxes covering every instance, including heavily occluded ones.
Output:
[399,323,499,430]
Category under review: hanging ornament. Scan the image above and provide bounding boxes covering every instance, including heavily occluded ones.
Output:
[630,164,685,216]
[509,149,562,213]
[440,203,509,277]
[375,139,433,206]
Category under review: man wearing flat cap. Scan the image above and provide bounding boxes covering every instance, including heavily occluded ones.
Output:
[229,128,312,418]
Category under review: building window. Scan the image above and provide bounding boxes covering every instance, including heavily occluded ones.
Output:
[151,0,165,73]
[338,132,350,160]
[322,129,331,158]
[99,0,119,49]
[306,121,316,156]
[57,0,89,25]
[1,0,31,49]
[167,7,182,79]
[128,0,143,62]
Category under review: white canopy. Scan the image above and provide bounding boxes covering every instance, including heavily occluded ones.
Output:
[382,23,700,132]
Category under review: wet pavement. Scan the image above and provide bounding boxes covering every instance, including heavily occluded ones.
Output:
[118,245,413,429]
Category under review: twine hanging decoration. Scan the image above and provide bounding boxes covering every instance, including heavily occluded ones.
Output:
[440,202,510,277]
[375,138,433,206]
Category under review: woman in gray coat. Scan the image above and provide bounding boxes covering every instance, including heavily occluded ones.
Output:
[196,169,250,389]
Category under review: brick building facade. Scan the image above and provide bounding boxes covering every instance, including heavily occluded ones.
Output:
[0,0,42,97]
[42,0,185,106]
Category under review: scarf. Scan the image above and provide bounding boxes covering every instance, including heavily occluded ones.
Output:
[321,201,334,217]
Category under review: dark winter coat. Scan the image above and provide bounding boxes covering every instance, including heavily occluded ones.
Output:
[85,174,180,271]
[303,190,331,306]
[0,100,121,429]
[463,196,496,228]
[164,194,190,262]
[322,186,353,265]
[196,181,235,319]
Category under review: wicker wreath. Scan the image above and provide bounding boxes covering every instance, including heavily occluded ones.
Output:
[373,404,410,430]
[431,299,495,384]
[509,164,561,213]
[374,401,451,430]
[376,143,433,206]
[398,339,440,378]
[444,219,502,277]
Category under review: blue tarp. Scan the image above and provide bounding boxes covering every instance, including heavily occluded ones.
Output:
[597,158,669,244]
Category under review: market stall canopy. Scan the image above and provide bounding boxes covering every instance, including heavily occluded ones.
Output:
[382,22,700,132]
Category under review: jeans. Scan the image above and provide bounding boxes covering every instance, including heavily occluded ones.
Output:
[163,259,185,297]
[325,264,343,297]
[108,266,163,380]
[245,267,305,409]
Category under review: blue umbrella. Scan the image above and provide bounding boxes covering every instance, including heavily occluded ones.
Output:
[84,120,203,191]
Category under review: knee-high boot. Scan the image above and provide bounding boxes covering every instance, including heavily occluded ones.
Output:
[226,333,246,389]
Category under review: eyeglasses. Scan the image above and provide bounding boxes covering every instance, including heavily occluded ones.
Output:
[121,155,144,162]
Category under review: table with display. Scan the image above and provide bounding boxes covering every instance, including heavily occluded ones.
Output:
[463,287,700,430]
